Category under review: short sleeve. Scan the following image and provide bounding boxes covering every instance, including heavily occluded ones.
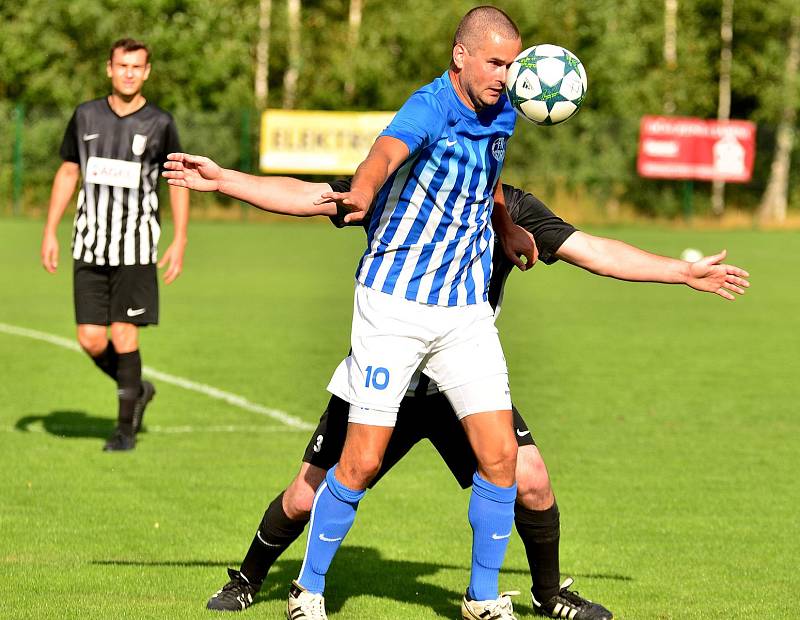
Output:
[379,91,448,155]
[59,111,80,163]
[502,184,577,265]
[160,115,182,166]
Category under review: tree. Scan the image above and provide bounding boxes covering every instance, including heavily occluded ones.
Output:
[255,0,272,110]
[711,0,734,215]
[344,0,364,102]
[663,0,679,114]
[758,10,800,224]
[282,0,301,109]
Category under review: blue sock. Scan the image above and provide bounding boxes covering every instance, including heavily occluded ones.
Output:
[297,466,365,594]
[468,471,517,601]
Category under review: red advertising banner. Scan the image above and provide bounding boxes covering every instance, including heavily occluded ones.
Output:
[637,116,756,183]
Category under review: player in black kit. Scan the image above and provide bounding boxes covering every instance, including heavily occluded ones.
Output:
[164,155,749,619]
[41,39,190,451]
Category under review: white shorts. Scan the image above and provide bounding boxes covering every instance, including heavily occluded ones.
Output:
[327,283,511,426]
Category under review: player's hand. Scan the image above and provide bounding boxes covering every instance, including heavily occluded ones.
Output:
[163,153,221,192]
[41,232,59,273]
[158,238,186,285]
[499,224,537,271]
[686,249,750,300]
[315,189,372,224]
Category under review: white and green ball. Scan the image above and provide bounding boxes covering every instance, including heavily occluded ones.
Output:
[506,44,588,125]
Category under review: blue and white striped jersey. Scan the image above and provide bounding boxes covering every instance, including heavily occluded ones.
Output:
[356,71,517,307]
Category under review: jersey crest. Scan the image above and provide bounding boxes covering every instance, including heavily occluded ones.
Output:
[132,133,148,156]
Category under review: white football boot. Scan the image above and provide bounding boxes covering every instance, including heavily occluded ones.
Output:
[286,580,328,620]
[461,589,520,620]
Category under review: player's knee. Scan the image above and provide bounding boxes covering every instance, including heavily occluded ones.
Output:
[77,329,107,357]
[477,440,518,485]
[338,453,382,489]
[515,447,554,510]
[110,323,138,352]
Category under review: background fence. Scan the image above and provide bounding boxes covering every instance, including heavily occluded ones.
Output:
[2,102,795,221]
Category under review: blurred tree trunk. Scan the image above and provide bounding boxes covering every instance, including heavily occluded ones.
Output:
[254,0,272,109]
[758,12,800,225]
[282,0,301,109]
[344,0,364,102]
[663,0,678,114]
[711,0,734,215]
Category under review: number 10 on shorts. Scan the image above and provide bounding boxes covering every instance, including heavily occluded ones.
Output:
[364,365,390,390]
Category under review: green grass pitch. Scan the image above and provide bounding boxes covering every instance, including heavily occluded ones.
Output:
[1,217,797,618]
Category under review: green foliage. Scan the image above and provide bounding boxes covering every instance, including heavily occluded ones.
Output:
[1,0,798,215]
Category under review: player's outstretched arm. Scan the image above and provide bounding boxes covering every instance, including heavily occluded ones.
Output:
[315,136,409,224]
[556,232,750,300]
[163,153,335,217]
[41,162,80,273]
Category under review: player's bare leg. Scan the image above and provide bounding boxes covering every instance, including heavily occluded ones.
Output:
[77,324,109,357]
[515,446,613,620]
[459,409,519,619]
[76,323,134,450]
[515,446,554,509]
[287,423,393,619]
[83,322,150,451]
[109,321,138,353]
[461,410,518,485]
[284,463,327,518]
[334,423,394,489]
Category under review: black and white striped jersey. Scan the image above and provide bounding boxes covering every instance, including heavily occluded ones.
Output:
[60,98,181,266]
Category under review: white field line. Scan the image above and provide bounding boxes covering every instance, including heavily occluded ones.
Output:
[0,322,313,431]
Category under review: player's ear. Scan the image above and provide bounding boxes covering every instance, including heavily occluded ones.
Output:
[106,60,113,79]
[143,63,152,81]
[452,43,467,70]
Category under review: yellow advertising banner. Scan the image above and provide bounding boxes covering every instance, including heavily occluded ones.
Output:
[259,109,395,174]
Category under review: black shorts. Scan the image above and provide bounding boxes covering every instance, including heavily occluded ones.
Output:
[302,393,536,489]
[73,260,159,326]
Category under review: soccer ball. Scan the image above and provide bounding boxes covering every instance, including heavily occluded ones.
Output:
[505,44,588,125]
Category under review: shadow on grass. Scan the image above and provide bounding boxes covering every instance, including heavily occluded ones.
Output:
[93,547,475,616]
[91,546,631,616]
[92,559,239,567]
[15,410,115,439]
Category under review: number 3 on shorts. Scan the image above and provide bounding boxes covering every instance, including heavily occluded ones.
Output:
[364,365,390,390]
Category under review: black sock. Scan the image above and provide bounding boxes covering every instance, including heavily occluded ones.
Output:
[515,500,561,603]
[116,350,142,436]
[91,342,119,381]
[239,492,308,588]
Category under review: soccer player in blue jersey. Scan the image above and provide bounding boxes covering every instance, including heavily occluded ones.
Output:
[287,7,527,619]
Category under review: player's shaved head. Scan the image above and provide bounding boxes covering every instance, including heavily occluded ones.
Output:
[449,6,521,110]
[453,6,520,51]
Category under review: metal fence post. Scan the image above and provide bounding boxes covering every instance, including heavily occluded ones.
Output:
[682,180,694,222]
[13,103,25,216]
[240,108,252,220]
